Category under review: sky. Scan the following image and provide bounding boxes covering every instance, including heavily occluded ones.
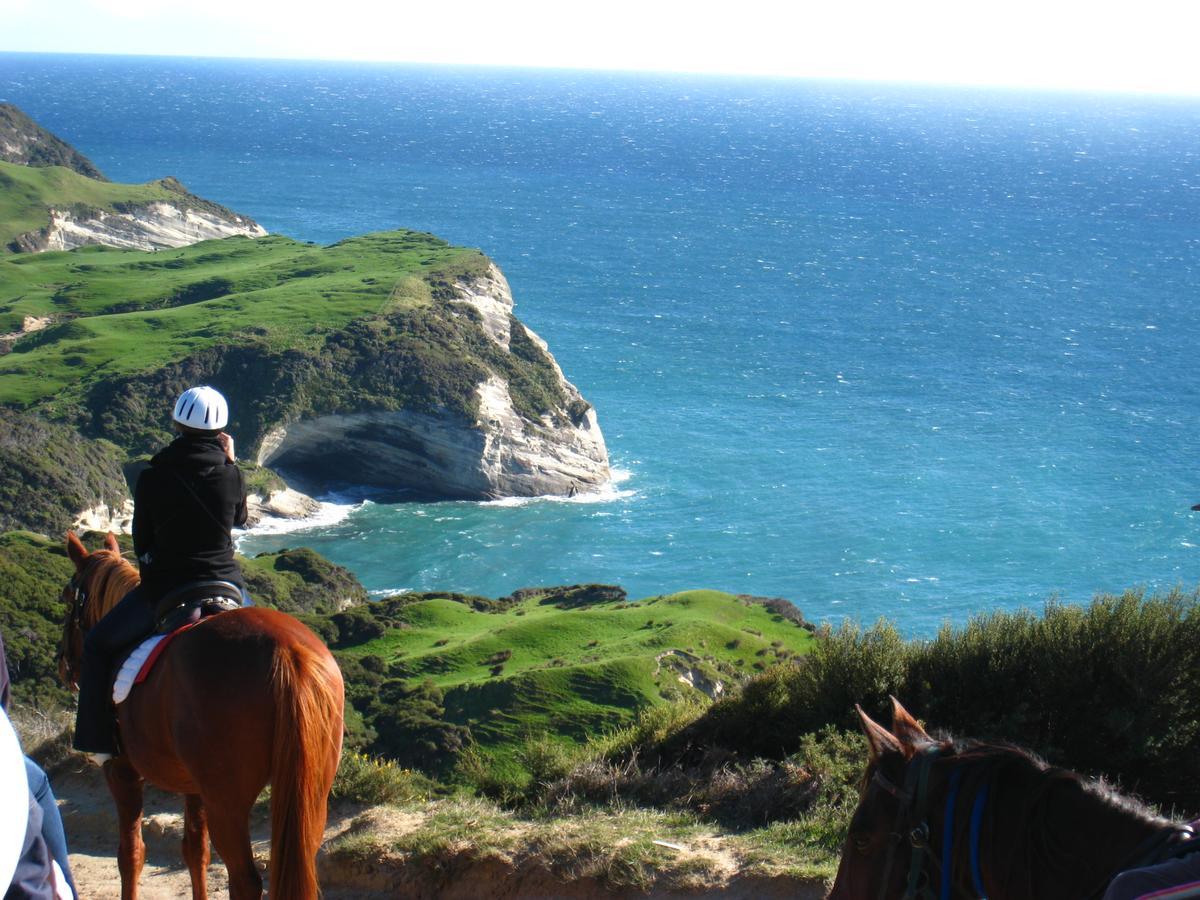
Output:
[2,0,1199,96]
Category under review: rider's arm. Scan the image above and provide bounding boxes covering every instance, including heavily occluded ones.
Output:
[232,465,248,529]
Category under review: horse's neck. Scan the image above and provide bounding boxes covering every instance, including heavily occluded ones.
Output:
[87,554,141,625]
[989,766,1165,899]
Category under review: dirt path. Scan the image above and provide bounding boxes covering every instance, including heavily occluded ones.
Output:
[55,765,826,899]
[57,765,365,899]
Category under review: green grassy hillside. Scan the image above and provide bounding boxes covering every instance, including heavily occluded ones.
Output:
[0,229,574,470]
[0,229,486,403]
[0,160,188,250]
[325,587,816,775]
[0,408,128,535]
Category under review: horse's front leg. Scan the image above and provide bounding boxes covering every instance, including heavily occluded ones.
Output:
[182,794,210,900]
[104,757,146,900]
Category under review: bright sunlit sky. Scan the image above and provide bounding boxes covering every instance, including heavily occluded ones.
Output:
[2,0,1199,96]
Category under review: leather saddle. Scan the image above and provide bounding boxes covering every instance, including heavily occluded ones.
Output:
[153,579,245,634]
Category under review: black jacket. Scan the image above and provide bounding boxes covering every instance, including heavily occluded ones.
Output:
[132,434,248,601]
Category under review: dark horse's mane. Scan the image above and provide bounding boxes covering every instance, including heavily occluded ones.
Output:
[939,733,1169,828]
[919,732,1177,899]
[831,702,1187,900]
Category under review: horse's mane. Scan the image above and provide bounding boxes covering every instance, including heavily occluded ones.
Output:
[81,548,141,628]
[941,734,1170,830]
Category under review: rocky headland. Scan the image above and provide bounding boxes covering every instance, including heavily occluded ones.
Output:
[0,107,609,533]
[257,263,608,501]
[1,104,266,253]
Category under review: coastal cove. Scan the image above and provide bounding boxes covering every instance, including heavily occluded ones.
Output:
[4,54,1199,634]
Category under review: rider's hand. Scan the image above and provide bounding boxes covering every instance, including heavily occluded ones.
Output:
[218,432,236,463]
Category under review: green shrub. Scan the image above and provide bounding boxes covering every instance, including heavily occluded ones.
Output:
[331,750,431,805]
[652,591,1200,812]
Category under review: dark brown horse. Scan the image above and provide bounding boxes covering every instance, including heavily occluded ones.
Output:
[828,697,1195,900]
[58,532,345,900]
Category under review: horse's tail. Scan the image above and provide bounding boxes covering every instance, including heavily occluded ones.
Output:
[268,638,344,900]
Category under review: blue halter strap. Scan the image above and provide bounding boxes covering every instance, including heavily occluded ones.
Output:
[939,768,964,900]
[938,766,989,900]
[969,782,990,898]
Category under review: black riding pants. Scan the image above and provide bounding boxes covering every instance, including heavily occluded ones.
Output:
[72,586,154,755]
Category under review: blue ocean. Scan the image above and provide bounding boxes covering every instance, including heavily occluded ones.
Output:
[3,53,1198,634]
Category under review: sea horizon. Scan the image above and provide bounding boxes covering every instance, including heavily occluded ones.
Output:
[3,52,1199,634]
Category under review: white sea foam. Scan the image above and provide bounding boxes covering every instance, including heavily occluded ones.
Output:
[369,587,411,598]
[480,468,636,508]
[236,498,365,542]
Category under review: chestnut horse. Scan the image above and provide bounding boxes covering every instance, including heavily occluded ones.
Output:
[58,533,344,900]
[828,698,1196,900]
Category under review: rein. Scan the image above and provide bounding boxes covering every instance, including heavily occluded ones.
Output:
[872,745,990,900]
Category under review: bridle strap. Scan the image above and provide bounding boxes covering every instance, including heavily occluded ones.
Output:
[969,782,989,898]
[905,745,939,899]
[875,744,942,900]
[58,553,119,684]
[940,767,965,900]
[874,746,994,900]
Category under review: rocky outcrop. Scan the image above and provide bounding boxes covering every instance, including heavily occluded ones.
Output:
[0,103,107,179]
[255,263,610,500]
[22,200,266,253]
[72,498,135,535]
[244,487,321,526]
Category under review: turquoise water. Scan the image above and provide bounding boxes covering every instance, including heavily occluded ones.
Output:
[3,54,1199,633]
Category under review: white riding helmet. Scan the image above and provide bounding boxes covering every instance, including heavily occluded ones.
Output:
[172,385,229,431]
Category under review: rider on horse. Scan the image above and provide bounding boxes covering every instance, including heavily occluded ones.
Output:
[72,385,249,765]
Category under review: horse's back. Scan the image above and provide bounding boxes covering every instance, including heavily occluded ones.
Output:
[118,607,340,798]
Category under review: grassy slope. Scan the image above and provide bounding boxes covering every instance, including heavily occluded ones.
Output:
[344,589,815,760]
[0,230,489,405]
[0,160,180,248]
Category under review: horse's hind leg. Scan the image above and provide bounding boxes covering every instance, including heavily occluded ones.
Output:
[104,757,146,900]
[182,794,210,900]
[206,802,262,900]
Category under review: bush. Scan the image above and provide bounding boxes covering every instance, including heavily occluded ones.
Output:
[650,590,1200,813]
[0,410,128,536]
[331,750,432,805]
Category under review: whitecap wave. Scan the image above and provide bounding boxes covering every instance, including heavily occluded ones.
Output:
[480,468,636,508]
[369,587,411,598]
[236,498,365,540]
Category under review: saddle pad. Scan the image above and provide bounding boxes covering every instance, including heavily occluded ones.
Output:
[112,622,199,704]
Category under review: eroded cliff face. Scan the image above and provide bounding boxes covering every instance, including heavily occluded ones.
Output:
[256,264,611,500]
[24,202,267,252]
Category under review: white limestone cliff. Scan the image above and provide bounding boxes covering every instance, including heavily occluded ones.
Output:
[42,202,266,252]
[72,499,134,535]
[256,264,611,500]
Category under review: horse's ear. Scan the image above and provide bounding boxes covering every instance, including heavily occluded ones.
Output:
[104,532,120,554]
[889,696,933,752]
[857,704,903,762]
[65,532,88,569]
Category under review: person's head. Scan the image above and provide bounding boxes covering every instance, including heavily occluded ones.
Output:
[172,385,229,435]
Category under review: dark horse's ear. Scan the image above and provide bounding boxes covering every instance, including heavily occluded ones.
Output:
[104,532,120,555]
[857,704,903,762]
[65,532,88,570]
[889,696,933,754]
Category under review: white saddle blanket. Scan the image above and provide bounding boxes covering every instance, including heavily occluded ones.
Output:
[113,635,166,705]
